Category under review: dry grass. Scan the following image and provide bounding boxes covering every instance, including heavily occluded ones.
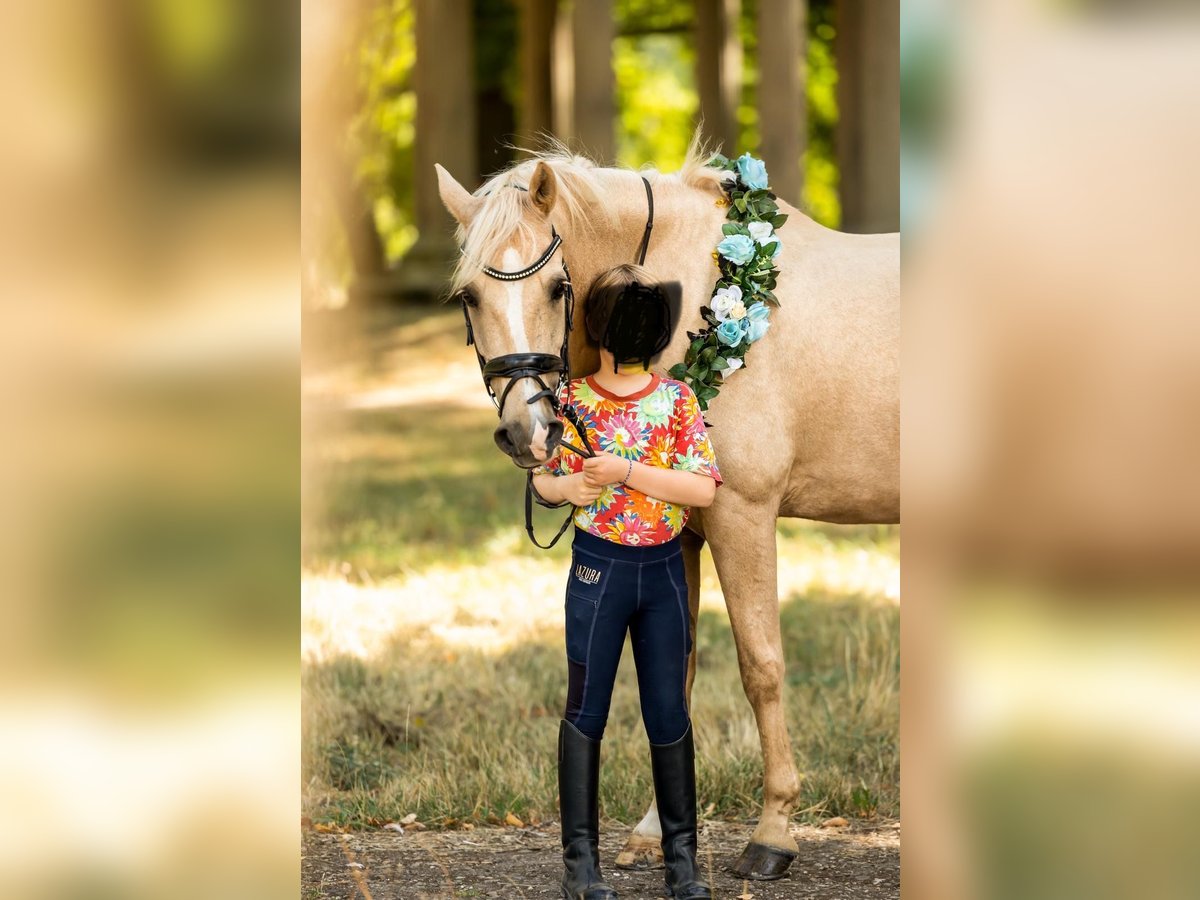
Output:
[302,306,899,829]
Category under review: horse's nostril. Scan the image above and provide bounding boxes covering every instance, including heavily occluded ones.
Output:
[494,424,517,455]
[545,420,564,450]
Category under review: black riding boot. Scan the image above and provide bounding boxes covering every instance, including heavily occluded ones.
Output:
[649,721,712,899]
[559,719,619,900]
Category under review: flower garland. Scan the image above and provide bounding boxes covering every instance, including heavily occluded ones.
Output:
[668,152,787,411]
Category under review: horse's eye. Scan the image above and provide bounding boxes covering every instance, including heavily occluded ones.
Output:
[550,280,568,302]
[458,289,479,309]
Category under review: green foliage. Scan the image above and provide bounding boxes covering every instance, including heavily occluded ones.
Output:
[614,0,697,170]
[614,33,698,171]
[616,0,693,34]
[804,0,841,227]
[353,0,418,264]
[667,154,786,411]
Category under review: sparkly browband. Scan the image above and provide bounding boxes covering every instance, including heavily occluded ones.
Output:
[482,228,562,281]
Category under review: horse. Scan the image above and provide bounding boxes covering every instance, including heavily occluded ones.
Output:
[435,138,899,880]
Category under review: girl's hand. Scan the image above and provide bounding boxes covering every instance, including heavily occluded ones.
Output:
[563,473,603,507]
[582,452,630,488]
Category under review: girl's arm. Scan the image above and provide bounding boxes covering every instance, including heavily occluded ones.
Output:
[581,455,718,508]
[532,471,603,507]
[628,463,718,508]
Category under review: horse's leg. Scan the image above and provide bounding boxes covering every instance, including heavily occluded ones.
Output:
[614,528,705,870]
[707,495,801,880]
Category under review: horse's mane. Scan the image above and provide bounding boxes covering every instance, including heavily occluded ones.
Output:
[450,131,729,293]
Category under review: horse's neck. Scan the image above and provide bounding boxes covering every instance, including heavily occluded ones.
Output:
[559,171,727,322]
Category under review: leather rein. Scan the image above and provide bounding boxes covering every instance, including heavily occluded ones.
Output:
[459,175,655,548]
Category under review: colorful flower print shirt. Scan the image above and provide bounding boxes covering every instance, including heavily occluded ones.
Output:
[532,373,723,546]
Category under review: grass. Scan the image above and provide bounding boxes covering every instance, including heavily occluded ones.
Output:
[302,306,899,829]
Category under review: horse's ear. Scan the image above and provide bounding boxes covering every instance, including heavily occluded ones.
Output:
[528,161,557,217]
[436,164,483,226]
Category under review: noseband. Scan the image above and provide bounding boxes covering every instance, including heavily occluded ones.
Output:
[458,175,656,548]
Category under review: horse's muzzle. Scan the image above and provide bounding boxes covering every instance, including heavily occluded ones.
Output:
[495,418,563,468]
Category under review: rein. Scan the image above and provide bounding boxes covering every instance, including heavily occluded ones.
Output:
[459,174,655,548]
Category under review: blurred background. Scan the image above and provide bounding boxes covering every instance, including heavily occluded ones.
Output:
[301,0,902,869]
[304,0,899,311]
[0,0,298,897]
[902,1,1200,899]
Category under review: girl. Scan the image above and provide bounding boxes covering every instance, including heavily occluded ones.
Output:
[531,264,723,900]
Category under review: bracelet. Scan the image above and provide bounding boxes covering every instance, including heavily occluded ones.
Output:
[622,459,633,484]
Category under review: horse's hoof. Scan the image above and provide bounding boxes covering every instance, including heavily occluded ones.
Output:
[730,841,797,880]
[614,832,663,869]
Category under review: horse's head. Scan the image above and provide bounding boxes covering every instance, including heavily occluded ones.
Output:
[437,160,571,468]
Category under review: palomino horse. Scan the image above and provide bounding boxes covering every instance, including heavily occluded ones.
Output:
[436,141,899,880]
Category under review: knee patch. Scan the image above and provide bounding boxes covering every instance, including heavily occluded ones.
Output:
[564,658,586,720]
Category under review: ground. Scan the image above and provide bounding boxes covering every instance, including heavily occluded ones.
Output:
[301,820,899,900]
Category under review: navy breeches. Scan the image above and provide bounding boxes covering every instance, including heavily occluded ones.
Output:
[563,527,693,745]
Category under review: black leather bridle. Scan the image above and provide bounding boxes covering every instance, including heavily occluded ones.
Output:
[458,175,655,548]
[461,225,575,417]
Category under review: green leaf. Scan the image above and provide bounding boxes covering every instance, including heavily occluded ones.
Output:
[668,363,688,379]
[771,213,789,229]
[721,223,741,236]
[713,356,728,370]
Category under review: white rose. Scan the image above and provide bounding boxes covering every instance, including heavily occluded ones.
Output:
[729,300,747,321]
[747,221,774,245]
[722,357,744,375]
[709,284,742,321]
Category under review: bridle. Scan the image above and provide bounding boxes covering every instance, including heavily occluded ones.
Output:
[460,224,575,418]
[458,174,656,548]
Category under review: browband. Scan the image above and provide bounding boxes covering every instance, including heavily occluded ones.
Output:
[482,228,562,281]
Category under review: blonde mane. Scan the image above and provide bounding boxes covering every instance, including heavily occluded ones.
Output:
[449,132,729,293]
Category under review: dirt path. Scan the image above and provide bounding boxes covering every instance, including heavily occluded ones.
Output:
[302,820,899,899]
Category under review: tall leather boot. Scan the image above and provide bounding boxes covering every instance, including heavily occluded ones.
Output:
[648,721,712,899]
[558,719,618,900]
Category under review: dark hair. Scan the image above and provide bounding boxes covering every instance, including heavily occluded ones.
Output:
[584,264,675,373]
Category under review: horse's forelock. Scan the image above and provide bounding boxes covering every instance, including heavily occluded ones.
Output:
[449,152,617,293]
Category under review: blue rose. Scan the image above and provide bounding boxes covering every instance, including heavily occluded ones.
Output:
[741,302,770,343]
[716,319,744,347]
[736,153,770,190]
[746,319,770,343]
[717,233,756,265]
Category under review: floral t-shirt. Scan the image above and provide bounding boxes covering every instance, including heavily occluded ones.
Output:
[532,373,723,545]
